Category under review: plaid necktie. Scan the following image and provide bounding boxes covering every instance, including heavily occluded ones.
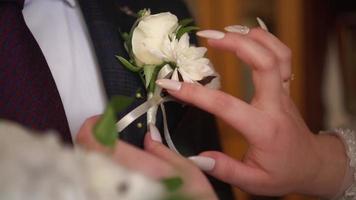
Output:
[0,0,72,143]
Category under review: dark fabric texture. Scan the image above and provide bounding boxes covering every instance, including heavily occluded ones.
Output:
[78,0,234,199]
[0,0,72,143]
[78,0,148,146]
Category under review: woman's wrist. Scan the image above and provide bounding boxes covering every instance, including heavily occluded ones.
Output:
[298,133,349,199]
[330,129,356,200]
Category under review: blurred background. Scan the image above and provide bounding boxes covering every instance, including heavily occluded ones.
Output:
[184,0,356,199]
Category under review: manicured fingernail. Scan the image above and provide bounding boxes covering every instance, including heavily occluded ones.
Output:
[224,25,250,35]
[156,79,182,91]
[189,156,215,171]
[257,17,269,31]
[149,123,162,143]
[196,30,225,40]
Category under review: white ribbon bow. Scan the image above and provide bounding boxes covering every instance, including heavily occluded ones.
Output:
[116,64,180,154]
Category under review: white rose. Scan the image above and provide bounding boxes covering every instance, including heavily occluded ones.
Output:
[132,12,179,66]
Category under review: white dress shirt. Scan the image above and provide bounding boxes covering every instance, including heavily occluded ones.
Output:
[23,0,107,140]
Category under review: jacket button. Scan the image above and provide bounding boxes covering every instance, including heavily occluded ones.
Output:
[136,122,143,128]
[135,92,143,99]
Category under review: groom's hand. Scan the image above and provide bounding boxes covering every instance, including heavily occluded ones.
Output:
[75,116,218,200]
[156,28,348,198]
[76,116,178,179]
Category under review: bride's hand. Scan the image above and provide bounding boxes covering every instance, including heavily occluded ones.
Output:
[156,28,348,198]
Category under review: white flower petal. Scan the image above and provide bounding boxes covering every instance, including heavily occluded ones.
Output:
[161,36,177,62]
[132,30,163,65]
[194,47,208,58]
[205,75,221,89]
[148,48,165,60]
[178,66,201,81]
[179,69,195,83]
[132,12,179,66]
[178,60,215,80]
[138,13,178,37]
[177,33,190,50]
[131,11,219,89]
[171,69,180,81]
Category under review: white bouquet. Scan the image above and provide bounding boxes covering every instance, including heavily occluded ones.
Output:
[0,122,186,200]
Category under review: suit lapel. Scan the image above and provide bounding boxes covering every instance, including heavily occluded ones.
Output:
[78,0,148,147]
[78,0,142,98]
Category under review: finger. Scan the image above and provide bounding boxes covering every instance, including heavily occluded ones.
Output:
[144,132,191,170]
[75,117,175,179]
[113,140,175,179]
[247,28,292,93]
[248,28,292,81]
[199,151,268,193]
[156,80,275,142]
[144,133,218,199]
[75,116,110,152]
[208,32,283,105]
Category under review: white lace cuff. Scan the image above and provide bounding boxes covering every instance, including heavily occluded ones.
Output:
[332,128,356,200]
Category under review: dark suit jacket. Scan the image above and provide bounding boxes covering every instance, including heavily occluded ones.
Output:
[77,0,235,199]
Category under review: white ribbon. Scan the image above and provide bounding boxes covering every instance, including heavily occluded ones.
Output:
[116,95,163,133]
[160,100,179,153]
[116,64,180,154]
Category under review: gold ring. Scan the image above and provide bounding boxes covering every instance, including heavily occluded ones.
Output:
[283,73,295,82]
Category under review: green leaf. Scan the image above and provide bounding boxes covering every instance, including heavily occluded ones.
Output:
[176,26,200,39]
[121,32,130,42]
[137,9,150,18]
[138,70,146,85]
[179,18,194,27]
[123,43,130,54]
[161,177,184,192]
[161,177,193,200]
[116,56,141,72]
[119,28,132,52]
[93,96,134,148]
[143,65,156,88]
[124,9,150,59]
[146,64,167,93]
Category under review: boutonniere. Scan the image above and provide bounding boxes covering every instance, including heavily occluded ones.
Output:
[118,9,219,90]
[94,9,220,154]
[116,9,220,152]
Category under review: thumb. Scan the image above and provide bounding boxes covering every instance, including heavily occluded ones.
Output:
[75,115,111,153]
[194,151,267,192]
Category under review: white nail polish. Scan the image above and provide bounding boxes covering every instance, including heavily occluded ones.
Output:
[149,123,162,143]
[257,17,269,32]
[156,79,182,91]
[196,30,225,40]
[224,25,250,35]
[189,156,215,171]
